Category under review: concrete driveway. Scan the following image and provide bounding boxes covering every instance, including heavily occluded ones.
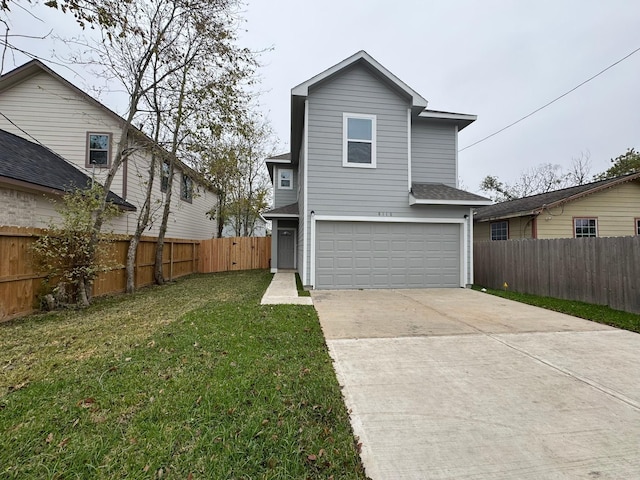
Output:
[311,288,640,479]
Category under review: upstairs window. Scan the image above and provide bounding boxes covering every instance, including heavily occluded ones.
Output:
[574,218,597,237]
[490,221,508,241]
[161,161,171,192]
[343,113,376,168]
[278,168,293,189]
[636,218,640,235]
[181,174,193,203]
[86,133,110,167]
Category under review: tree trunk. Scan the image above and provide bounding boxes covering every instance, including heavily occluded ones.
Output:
[154,163,174,285]
[78,276,90,307]
[125,236,139,293]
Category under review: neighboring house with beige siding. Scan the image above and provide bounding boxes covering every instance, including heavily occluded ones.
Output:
[0,60,216,239]
[474,172,640,241]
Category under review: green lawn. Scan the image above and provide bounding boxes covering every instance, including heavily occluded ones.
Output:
[474,286,640,334]
[0,271,367,479]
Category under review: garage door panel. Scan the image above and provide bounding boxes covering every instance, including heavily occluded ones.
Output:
[316,221,461,289]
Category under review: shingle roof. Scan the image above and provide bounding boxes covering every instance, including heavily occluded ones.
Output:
[411,183,491,204]
[263,202,298,218]
[0,128,135,210]
[474,172,640,222]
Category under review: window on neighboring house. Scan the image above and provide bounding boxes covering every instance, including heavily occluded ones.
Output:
[490,221,508,241]
[635,218,640,235]
[278,168,293,189]
[574,218,597,237]
[343,113,376,167]
[161,161,170,192]
[181,174,193,202]
[87,133,110,167]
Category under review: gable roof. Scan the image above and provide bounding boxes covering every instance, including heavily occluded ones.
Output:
[0,60,125,127]
[410,183,492,206]
[290,51,476,164]
[292,50,428,109]
[0,60,212,191]
[0,128,135,210]
[474,172,640,222]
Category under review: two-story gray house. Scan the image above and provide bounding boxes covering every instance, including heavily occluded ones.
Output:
[264,51,491,290]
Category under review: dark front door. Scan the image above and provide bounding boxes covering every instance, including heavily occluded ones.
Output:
[277,229,295,269]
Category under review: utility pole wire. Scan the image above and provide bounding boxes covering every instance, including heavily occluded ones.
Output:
[459,45,640,153]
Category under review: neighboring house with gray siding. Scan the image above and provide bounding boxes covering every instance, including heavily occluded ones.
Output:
[264,51,490,289]
[0,60,217,239]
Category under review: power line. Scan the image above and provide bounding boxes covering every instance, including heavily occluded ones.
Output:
[459,45,640,153]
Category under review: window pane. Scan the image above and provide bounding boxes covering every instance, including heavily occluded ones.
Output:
[637,220,640,235]
[89,134,109,150]
[348,142,372,164]
[491,221,508,241]
[575,218,596,237]
[89,150,108,165]
[347,118,372,141]
[182,175,193,200]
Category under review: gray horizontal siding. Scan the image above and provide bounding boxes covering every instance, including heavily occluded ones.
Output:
[411,120,457,186]
[307,64,412,217]
[274,165,297,208]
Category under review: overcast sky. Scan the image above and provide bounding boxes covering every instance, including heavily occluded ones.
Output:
[4,0,640,193]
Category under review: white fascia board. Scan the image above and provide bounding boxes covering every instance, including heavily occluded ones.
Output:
[264,213,299,219]
[266,159,292,164]
[409,194,493,206]
[313,215,464,224]
[292,50,428,108]
[418,111,477,122]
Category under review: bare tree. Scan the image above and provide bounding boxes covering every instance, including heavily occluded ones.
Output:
[566,151,592,186]
[481,163,569,202]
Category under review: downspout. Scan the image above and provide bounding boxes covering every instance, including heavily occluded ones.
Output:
[302,99,310,285]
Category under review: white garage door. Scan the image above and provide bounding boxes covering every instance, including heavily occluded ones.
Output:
[315,221,461,289]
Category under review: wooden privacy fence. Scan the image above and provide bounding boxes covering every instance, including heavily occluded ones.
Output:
[0,227,199,321]
[474,236,640,314]
[199,236,271,273]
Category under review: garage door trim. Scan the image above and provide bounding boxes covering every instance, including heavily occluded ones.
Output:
[310,214,469,289]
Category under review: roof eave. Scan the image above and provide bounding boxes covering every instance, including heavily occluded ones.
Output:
[409,193,493,206]
[262,213,299,220]
[474,210,538,223]
[417,111,477,130]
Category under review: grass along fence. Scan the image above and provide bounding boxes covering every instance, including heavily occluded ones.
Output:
[0,227,199,321]
[474,236,640,314]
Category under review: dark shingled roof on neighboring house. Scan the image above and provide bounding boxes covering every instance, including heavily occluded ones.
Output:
[263,202,298,219]
[474,172,640,222]
[0,128,136,210]
[411,182,491,204]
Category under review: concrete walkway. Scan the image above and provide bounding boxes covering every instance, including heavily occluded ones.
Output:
[312,288,640,480]
[260,272,313,305]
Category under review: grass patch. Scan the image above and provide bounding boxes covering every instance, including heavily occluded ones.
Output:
[0,271,366,479]
[295,273,311,297]
[474,285,640,334]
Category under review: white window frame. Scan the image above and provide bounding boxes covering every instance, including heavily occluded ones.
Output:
[635,218,640,236]
[86,132,111,168]
[574,217,597,238]
[343,113,376,168]
[278,168,293,190]
[490,220,508,241]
